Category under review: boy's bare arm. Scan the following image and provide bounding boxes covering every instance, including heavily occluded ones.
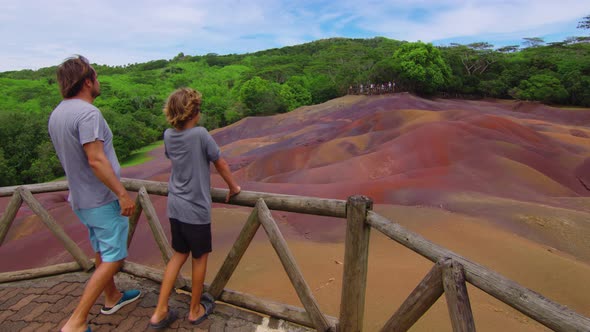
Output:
[213,157,241,202]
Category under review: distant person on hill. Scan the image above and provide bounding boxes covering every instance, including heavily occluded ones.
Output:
[48,55,140,332]
[149,87,241,329]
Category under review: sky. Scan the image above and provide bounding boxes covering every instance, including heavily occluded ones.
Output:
[0,0,589,72]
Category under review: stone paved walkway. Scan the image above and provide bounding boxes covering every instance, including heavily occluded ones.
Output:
[0,272,312,332]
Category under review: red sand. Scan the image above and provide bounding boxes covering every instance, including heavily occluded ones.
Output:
[3,93,590,269]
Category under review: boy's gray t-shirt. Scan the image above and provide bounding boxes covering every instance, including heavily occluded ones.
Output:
[164,126,220,225]
[48,99,120,210]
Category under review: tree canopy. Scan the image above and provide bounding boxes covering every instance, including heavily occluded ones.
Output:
[392,41,451,94]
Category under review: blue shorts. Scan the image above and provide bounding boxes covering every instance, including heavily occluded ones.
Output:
[74,200,129,262]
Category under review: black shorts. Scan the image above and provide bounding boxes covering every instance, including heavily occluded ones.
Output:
[169,218,212,259]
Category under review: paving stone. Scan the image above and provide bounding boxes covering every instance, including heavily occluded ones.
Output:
[138,291,159,308]
[57,282,81,295]
[176,328,195,332]
[38,311,68,324]
[115,314,141,330]
[8,302,38,321]
[9,294,39,311]
[37,322,58,332]
[89,303,102,315]
[0,320,28,332]
[0,287,12,298]
[19,321,43,332]
[0,291,30,310]
[22,302,51,322]
[92,324,115,332]
[21,287,45,295]
[32,294,63,304]
[62,297,79,314]
[0,309,16,322]
[208,318,226,332]
[0,272,314,332]
[47,295,76,313]
[92,312,126,326]
[129,306,154,317]
[46,282,69,295]
[71,284,84,297]
[57,316,69,329]
[186,316,214,330]
[131,317,151,331]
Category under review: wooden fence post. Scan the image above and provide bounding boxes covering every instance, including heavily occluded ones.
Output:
[257,199,330,331]
[0,190,23,246]
[209,207,260,298]
[18,188,93,271]
[381,259,447,332]
[443,260,476,332]
[138,187,173,263]
[339,195,373,332]
[127,191,144,248]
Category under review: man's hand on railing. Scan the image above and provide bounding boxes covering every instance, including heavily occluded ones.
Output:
[118,192,136,216]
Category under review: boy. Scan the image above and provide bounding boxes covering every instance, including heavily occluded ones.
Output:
[149,88,241,329]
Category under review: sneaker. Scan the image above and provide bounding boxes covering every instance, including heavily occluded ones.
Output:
[101,289,141,315]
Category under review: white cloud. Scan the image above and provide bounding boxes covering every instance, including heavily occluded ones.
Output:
[0,0,589,71]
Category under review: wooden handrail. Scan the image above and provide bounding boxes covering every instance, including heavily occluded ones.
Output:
[0,178,347,218]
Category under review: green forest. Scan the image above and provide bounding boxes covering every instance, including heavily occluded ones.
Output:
[1,16,589,186]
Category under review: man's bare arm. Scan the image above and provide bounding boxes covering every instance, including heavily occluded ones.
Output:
[83,140,135,216]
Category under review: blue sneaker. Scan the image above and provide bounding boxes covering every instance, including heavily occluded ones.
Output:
[101,289,141,315]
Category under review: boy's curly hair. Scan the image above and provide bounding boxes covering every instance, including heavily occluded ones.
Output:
[163,88,202,129]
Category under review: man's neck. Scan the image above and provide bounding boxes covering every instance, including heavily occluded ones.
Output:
[68,94,94,104]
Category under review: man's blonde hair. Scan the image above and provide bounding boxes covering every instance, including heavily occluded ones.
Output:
[163,88,202,129]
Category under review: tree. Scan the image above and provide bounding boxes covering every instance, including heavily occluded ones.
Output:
[239,76,287,115]
[522,37,545,48]
[453,42,497,75]
[513,74,568,104]
[280,82,312,111]
[392,41,451,95]
[577,15,590,31]
[497,45,520,53]
[0,148,17,186]
[22,142,63,183]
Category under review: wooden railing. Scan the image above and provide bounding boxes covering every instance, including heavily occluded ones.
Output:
[1,178,589,331]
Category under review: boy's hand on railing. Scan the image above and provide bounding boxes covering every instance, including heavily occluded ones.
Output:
[226,185,241,203]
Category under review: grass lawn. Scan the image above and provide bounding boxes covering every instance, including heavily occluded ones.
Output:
[120,140,164,168]
[52,140,164,181]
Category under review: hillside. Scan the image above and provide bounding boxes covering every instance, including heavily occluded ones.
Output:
[2,38,590,189]
[1,94,590,331]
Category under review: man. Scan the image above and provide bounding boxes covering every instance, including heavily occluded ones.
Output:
[49,55,140,332]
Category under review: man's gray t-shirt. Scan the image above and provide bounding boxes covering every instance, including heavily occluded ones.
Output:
[164,127,220,225]
[48,99,120,210]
